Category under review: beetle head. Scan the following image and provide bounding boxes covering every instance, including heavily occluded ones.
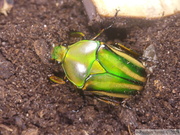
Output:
[51,45,67,63]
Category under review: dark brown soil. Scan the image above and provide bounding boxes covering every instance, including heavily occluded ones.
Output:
[0,0,179,134]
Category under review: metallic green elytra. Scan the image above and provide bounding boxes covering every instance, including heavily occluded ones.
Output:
[51,39,146,99]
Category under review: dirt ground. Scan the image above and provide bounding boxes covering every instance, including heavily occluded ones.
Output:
[0,0,179,135]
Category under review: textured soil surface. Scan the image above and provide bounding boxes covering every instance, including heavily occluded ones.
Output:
[0,0,179,134]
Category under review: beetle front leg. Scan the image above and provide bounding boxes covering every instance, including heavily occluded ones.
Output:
[49,75,66,84]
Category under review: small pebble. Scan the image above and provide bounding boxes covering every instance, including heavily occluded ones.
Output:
[0,0,14,16]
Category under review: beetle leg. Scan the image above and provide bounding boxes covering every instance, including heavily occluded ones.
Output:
[91,23,115,40]
[115,43,140,58]
[91,9,120,40]
[94,96,120,106]
[106,42,140,58]
[90,91,131,98]
[69,32,85,39]
[91,28,106,40]
[49,75,66,84]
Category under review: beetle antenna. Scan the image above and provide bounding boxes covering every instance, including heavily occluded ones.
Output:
[91,9,120,40]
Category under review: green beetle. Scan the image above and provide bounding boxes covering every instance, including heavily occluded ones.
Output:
[50,34,146,101]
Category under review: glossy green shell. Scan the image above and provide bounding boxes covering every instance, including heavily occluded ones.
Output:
[52,40,146,98]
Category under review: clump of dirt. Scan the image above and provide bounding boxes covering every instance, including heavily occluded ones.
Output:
[0,0,179,134]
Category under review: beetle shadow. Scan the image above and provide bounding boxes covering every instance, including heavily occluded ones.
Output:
[50,71,65,80]
[104,27,128,41]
